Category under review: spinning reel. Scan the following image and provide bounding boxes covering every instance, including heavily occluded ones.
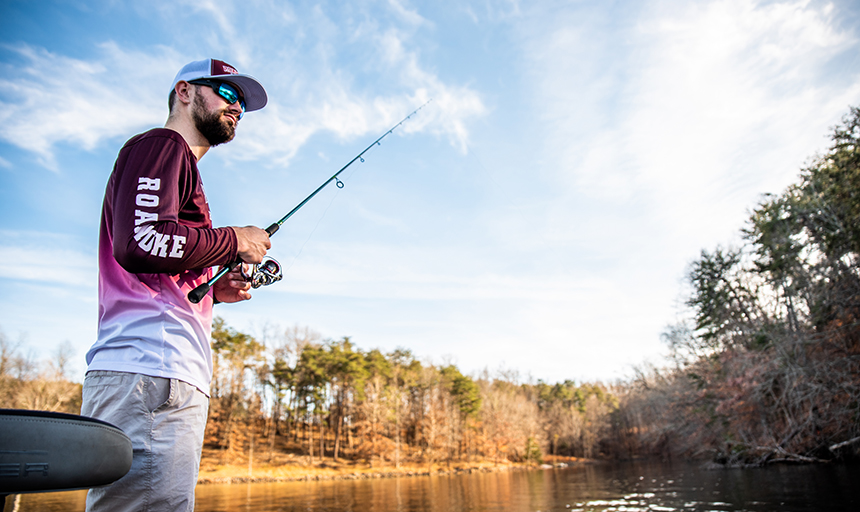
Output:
[241,257,283,289]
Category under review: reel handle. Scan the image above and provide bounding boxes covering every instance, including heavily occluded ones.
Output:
[187,222,281,304]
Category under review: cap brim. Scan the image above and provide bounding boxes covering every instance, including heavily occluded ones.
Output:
[205,74,268,112]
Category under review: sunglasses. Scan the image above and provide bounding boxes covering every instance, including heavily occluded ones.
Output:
[188,79,246,118]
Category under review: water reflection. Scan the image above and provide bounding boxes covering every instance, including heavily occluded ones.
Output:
[10,461,859,511]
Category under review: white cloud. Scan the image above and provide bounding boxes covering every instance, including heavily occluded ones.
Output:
[386,0,430,26]
[0,1,486,172]
[0,230,96,287]
[463,0,860,378]
[277,243,600,301]
[0,43,182,170]
[226,21,485,167]
[523,0,859,250]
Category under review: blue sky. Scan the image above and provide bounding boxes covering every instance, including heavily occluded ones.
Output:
[1,0,859,384]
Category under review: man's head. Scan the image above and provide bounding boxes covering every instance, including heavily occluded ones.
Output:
[168,59,267,146]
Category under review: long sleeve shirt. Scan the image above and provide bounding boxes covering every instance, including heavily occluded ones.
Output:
[85,128,237,396]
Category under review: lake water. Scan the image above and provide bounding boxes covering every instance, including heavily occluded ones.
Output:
[6,461,859,511]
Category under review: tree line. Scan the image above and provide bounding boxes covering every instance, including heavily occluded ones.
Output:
[0,323,618,466]
[606,106,860,465]
[204,320,616,466]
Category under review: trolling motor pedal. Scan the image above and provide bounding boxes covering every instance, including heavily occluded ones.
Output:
[242,257,283,288]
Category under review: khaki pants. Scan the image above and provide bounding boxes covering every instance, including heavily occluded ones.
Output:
[81,371,209,512]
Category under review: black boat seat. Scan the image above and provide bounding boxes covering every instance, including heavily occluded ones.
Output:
[0,409,132,496]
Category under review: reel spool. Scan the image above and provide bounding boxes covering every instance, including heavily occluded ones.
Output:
[242,257,283,288]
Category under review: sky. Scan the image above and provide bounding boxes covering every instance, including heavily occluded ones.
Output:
[1,0,859,385]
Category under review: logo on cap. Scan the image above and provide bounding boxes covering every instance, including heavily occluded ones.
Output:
[212,60,239,76]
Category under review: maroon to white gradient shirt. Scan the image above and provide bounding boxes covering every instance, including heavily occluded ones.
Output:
[85,128,238,395]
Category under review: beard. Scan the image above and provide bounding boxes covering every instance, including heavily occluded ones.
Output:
[191,92,236,146]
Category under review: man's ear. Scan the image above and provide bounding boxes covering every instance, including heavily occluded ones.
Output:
[174,81,194,107]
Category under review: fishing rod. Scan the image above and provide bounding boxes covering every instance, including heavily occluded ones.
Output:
[188,99,432,304]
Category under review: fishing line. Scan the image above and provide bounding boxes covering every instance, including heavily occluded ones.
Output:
[282,136,382,274]
[281,179,344,275]
[463,140,534,233]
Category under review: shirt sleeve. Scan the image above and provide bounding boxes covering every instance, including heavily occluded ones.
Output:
[110,133,238,274]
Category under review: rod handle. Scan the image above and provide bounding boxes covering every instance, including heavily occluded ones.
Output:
[187,282,212,304]
[187,258,240,304]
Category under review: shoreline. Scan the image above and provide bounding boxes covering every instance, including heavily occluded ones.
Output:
[197,455,590,485]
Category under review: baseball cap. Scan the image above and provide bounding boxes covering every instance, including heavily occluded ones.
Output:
[170,59,268,112]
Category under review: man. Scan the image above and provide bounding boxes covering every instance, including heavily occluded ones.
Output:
[81,59,272,511]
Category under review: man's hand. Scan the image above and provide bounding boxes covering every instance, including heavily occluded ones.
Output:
[213,265,253,303]
[231,226,271,264]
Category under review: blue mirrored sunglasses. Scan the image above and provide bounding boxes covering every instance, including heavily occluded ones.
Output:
[189,79,246,118]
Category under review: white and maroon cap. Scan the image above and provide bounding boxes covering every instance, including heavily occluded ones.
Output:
[170,58,268,112]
